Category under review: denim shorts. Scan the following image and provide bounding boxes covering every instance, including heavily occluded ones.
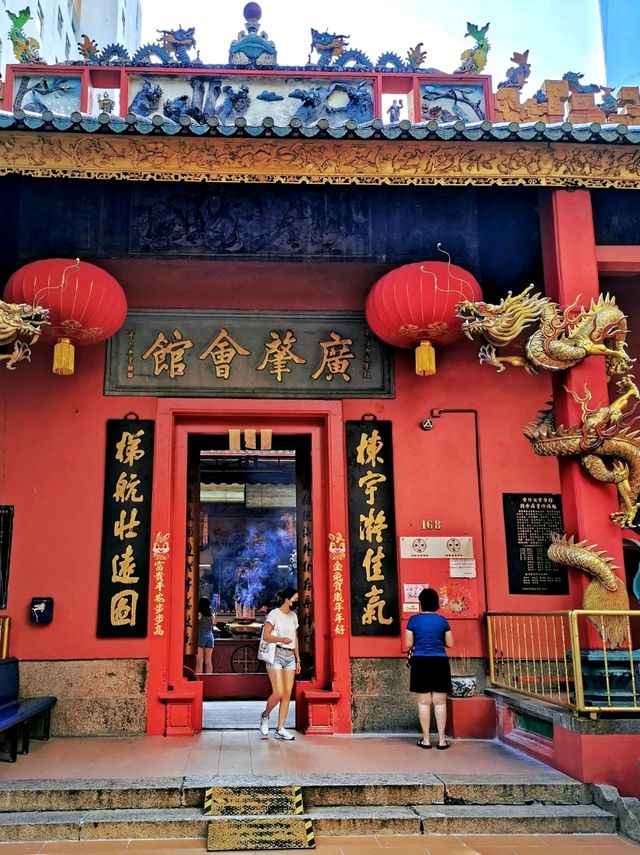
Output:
[268,646,296,671]
[198,629,214,649]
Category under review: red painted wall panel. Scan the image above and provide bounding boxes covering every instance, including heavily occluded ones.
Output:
[0,342,156,660]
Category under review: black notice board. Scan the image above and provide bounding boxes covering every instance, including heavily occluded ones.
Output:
[0,506,14,609]
[97,420,154,637]
[503,493,568,595]
[346,419,399,635]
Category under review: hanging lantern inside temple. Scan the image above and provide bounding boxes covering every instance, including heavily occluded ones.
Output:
[365,259,483,376]
[4,258,127,376]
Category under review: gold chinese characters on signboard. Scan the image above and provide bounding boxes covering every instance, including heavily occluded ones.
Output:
[97,420,155,638]
[106,311,392,399]
[346,420,400,636]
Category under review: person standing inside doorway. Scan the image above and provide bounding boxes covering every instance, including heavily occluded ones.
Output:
[259,586,300,740]
[196,596,215,674]
[405,587,454,749]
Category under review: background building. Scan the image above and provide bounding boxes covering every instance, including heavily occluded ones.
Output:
[1,0,141,81]
[600,0,640,88]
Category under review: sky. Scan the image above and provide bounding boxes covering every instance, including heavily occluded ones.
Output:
[139,0,606,99]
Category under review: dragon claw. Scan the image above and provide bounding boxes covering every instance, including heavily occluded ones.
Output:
[611,508,639,527]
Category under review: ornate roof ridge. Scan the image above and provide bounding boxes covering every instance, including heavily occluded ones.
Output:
[1,109,639,144]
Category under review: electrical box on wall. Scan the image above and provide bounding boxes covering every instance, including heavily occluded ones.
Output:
[30,597,53,624]
[398,534,480,642]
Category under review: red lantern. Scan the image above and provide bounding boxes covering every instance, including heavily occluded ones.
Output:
[4,258,127,376]
[366,261,483,376]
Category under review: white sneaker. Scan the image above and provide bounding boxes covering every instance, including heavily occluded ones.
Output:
[259,714,269,737]
[274,727,295,741]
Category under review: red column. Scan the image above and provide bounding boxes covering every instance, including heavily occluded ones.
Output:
[539,189,624,573]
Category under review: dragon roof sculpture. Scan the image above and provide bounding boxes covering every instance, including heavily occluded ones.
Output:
[457,286,633,376]
[524,375,640,529]
[0,298,48,370]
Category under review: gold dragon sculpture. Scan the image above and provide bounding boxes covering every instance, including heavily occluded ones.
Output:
[0,299,49,369]
[524,375,640,528]
[457,285,633,375]
[547,533,630,647]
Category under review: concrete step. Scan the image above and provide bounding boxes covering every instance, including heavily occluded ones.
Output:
[0,807,208,842]
[0,774,588,812]
[410,803,618,835]
[0,801,618,842]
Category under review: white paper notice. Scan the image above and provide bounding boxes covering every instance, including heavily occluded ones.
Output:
[399,536,474,559]
[449,558,477,578]
[403,583,430,602]
[403,603,419,613]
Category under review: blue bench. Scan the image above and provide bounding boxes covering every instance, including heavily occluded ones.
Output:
[0,657,56,762]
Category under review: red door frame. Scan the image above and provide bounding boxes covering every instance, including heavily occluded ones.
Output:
[146,398,352,735]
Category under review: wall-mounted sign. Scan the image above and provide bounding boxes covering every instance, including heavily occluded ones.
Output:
[346,419,399,636]
[503,493,568,595]
[399,536,474,559]
[106,310,393,399]
[97,420,155,637]
[450,558,476,578]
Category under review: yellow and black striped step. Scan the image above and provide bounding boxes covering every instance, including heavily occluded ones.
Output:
[204,784,305,817]
[204,785,314,850]
[207,815,314,851]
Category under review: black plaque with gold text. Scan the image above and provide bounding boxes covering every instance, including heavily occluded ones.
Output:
[346,419,399,635]
[503,493,568,595]
[105,310,393,398]
[97,420,155,637]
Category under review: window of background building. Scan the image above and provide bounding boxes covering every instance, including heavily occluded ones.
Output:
[36,2,44,35]
[65,35,70,59]
[57,8,63,36]
[121,9,126,37]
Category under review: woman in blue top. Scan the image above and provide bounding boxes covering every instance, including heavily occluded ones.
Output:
[405,587,454,749]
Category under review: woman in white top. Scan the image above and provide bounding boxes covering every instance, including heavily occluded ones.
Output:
[259,586,300,740]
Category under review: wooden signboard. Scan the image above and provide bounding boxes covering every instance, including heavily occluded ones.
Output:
[346,419,399,635]
[106,310,393,398]
[97,420,155,637]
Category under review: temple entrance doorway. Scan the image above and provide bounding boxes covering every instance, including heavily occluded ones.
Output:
[185,433,314,728]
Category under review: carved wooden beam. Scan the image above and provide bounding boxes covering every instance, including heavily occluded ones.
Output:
[1,132,639,189]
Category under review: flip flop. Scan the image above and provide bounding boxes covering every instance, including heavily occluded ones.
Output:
[416,739,432,749]
[436,742,451,750]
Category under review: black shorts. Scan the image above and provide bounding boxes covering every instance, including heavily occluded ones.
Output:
[409,655,452,694]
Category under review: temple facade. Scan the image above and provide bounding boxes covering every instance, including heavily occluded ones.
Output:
[0,5,639,798]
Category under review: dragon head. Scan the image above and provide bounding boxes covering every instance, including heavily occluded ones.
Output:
[456,298,490,339]
[0,300,49,344]
[456,285,548,347]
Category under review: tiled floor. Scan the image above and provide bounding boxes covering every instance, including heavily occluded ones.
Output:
[0,732,575,781]
[202,701,295,730]
[0,834,637,854]
[0,732,637,853]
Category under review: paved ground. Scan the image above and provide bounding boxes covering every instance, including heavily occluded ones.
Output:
[0,732,637,853]
[202,701,295,730]
[0,833,637,853]
[0,732,576,781]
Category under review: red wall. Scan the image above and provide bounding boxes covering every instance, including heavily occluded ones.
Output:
[0,257,572,664]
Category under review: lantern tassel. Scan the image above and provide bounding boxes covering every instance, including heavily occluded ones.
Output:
[53,338,75,376]
[415,341,436,376]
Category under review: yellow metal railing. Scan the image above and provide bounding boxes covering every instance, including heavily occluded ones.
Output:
[487,610,640,715]
[0,616,9,659]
